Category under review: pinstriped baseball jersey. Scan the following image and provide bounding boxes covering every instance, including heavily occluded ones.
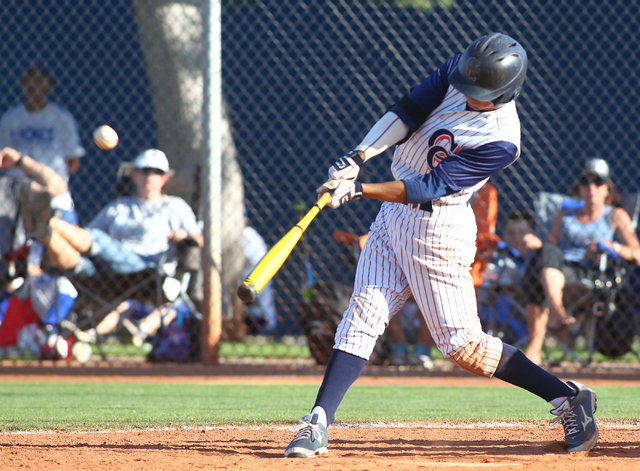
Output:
[392,88,521,206]
[333,56,521,376]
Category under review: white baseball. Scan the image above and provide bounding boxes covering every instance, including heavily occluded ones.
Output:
[93,125,119,150]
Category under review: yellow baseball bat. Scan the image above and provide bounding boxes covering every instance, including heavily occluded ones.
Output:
[237,192,331,303]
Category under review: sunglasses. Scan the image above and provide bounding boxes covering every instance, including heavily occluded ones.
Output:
[136,167,166,176]
[578,175,607,187]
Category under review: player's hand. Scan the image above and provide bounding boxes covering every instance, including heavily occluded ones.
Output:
[316,179,363,209]
[328,150,365,181]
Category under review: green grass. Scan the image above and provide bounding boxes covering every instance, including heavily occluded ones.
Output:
[89,338,640,363]
[90,340,312,359]
[0,381,638,432]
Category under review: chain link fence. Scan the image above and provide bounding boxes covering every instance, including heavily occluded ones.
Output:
[0,0,638,367]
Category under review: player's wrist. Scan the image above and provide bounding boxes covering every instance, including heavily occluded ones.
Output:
[353,181,363,199]
[15,152,24,168]
[345,150,365,166]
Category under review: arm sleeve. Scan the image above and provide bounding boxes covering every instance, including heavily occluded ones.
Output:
[403,141,519,204]
[389,55,461,132]
[172,199,201,235]
[353,55,462,163]
[353,112,410,161]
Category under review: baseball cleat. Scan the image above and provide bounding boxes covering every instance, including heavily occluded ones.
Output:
[550,381,598,452]
[284,413,328,458]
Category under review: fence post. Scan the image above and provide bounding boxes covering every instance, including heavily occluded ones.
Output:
[201,0,222,365]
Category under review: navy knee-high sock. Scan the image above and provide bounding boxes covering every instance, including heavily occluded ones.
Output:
[314,349,367,425]
[493,342,575,401]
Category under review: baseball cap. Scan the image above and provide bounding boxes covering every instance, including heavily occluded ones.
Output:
[134,149,170,173]
[579,158,610,179]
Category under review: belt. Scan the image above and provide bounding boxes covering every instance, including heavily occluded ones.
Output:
[407,201,433,212]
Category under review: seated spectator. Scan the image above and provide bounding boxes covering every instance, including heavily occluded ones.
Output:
[33,149,203,277]
[476,209,540,345]
[522,158,640,365]
[0,147,70,355]
[0,147,68,276]
[481,209,541,289]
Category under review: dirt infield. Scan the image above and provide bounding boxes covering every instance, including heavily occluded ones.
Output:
[1,421,639,470]
[1,363,639,470]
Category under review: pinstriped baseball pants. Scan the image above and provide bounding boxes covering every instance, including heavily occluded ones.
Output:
[334,200,503,374]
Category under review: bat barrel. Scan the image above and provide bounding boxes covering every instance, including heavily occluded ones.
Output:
[236,192,331,304]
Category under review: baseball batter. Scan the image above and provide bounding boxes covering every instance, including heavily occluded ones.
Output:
[285,33,598,458]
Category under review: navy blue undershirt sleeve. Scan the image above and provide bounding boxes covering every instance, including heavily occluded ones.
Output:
[389,55,461,132]
[403,141,518,204]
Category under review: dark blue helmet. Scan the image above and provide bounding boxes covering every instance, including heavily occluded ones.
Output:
[448,33,528,107]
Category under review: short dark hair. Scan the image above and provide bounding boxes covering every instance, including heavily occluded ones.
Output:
[502,208,535,230]
[21,62,54,83]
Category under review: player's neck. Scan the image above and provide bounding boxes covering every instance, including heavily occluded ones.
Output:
[24,96,48,113]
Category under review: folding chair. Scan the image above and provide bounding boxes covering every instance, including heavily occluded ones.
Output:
[532,191,640,366]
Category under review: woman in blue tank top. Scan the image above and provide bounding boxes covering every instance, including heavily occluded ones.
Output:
[522,158,640,365]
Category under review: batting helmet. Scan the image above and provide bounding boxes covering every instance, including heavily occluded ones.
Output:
[448,33,528,107]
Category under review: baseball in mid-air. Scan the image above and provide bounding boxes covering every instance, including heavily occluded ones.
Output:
[93,125,119,150]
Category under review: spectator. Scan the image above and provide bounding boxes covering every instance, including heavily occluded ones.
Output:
[0,147,67,256]
[522,158,640,365]
[476,210,540,346]
[242,224,277,334]
[0,62,85,215]
[34,149,203,277]
[0,147,69,354]
[0,62,86,268]
[481,209,541,289]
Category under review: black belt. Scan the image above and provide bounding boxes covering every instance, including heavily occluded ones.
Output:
[407,201,433,212]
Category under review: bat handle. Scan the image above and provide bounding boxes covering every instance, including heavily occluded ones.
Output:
[316,192,331,209]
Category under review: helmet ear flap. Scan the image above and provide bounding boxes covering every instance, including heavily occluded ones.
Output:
[492,87,522,107]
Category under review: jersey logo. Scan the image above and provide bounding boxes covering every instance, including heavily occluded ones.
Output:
[427,129,460,169]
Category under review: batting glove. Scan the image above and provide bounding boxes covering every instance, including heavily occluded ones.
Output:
[328,150,365,181]
[316,179,363,209]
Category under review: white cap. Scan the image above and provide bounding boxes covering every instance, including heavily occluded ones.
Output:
[134,149,170,172]
[579,158,610,179]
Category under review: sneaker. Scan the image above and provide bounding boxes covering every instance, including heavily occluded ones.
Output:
[284,413,328,458]
[19,186,52,241]
[121,318,147,348]
[550,381,598,452]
